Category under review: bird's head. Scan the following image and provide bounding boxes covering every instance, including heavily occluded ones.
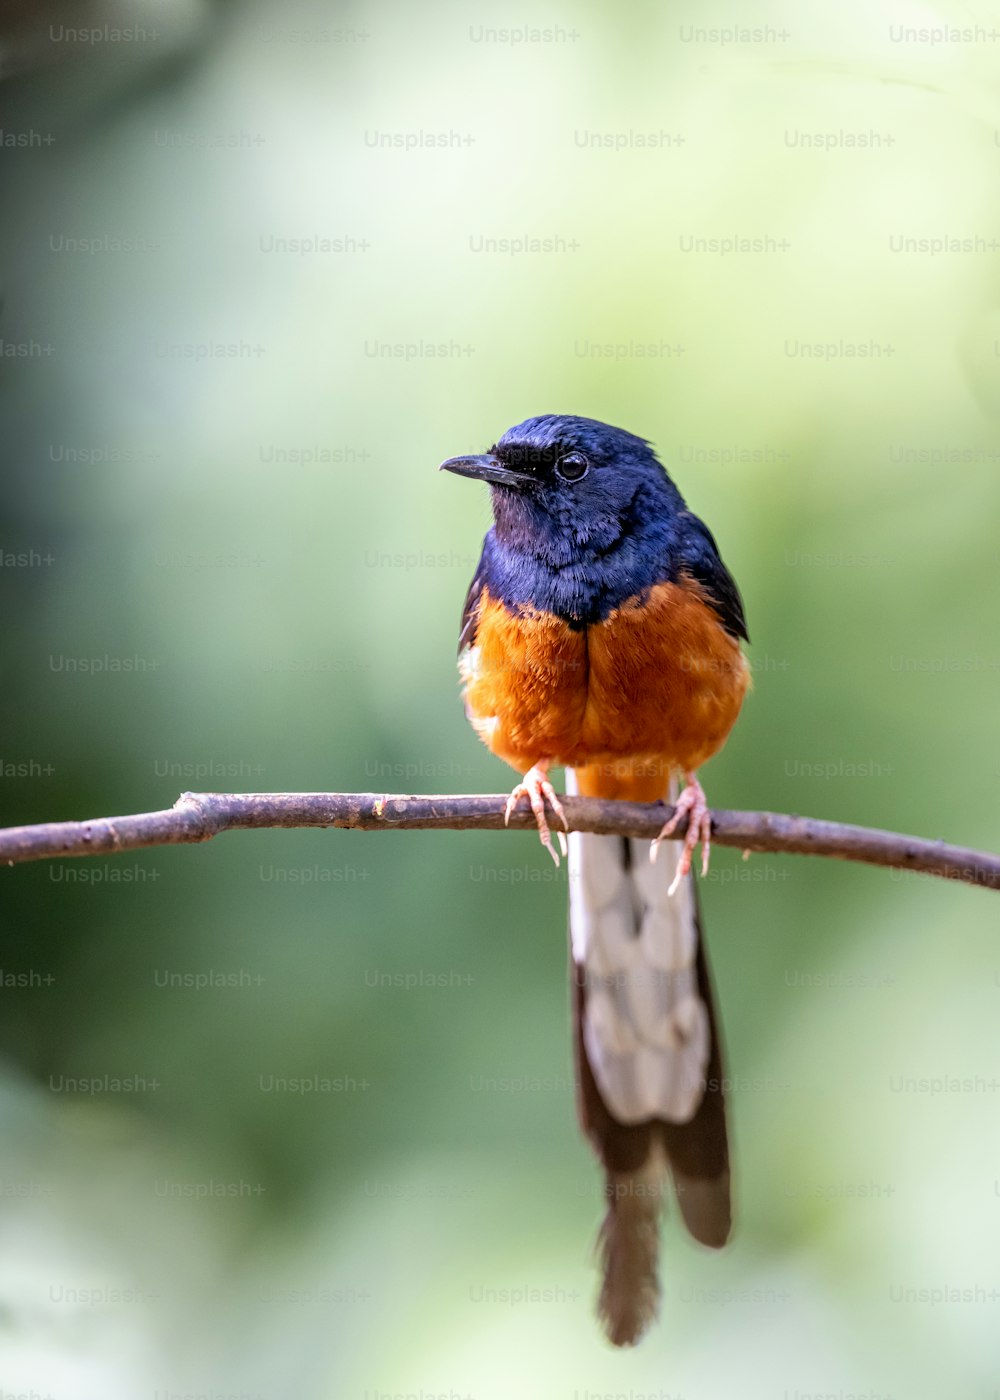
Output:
[440,414,684,563]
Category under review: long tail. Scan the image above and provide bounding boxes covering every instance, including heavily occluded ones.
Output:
[567,768,730,1347]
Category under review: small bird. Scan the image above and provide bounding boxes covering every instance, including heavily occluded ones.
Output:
[441,414,750,1346]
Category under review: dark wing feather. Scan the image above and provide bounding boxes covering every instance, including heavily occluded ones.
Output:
[658,882,731,1247]
[676,512,749,643]
[457,549,487,655]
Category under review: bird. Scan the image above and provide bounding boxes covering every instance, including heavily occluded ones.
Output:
[441,414,750,1347]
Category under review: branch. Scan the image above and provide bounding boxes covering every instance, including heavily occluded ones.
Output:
[0,792,996,890]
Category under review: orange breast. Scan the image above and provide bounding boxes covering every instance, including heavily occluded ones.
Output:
[462,581,749,795]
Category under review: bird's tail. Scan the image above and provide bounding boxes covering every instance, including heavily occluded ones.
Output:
[567,765,730,1347]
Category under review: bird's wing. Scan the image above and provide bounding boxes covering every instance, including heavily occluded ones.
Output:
[457,546,488,655]
[676,513,749,643]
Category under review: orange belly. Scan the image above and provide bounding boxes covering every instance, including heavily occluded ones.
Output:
[462,580,750,798]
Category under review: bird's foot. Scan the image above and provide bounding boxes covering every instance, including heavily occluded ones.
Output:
[504,765,569,866]
[652,773,712,895]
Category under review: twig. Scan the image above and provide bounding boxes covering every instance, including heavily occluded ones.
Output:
[0,792,995,890]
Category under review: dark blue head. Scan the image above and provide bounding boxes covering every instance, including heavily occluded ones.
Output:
[440,414,686,567]
[441,414,707,626]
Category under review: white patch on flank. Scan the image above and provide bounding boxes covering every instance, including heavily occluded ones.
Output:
[469,714,498,743]
[458,644,481,686]
[459,645,498,740]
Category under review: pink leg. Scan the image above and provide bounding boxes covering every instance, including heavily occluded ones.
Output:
[652,772,712,895]
[505,764,569,866]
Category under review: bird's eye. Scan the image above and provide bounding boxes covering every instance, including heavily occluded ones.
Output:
[556,452,588,482]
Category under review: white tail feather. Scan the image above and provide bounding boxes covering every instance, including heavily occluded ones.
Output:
[567,770,710,1126]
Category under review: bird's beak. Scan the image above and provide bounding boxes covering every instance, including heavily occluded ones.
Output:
[439,453,534,488]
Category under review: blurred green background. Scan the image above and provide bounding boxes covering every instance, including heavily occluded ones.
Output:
[1,0,999,1395]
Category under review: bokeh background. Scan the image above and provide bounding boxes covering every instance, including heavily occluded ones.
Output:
[1,0,999,1395]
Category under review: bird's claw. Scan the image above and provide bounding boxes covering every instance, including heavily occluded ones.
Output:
[505,765,568,866]
[652,775,712,895]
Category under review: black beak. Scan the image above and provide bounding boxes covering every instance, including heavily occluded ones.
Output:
[439,453,533,489]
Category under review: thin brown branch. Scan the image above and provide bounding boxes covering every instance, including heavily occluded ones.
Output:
[0,792,996,890]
